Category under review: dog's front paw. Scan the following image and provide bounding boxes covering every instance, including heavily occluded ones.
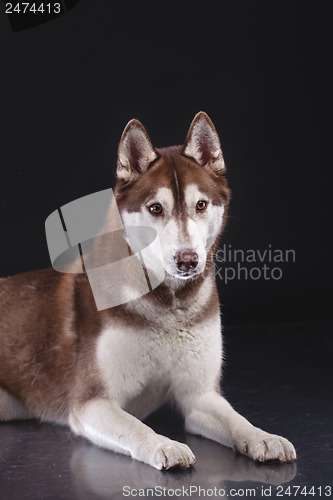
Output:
[151,439,196,470]
[234,427,296,463]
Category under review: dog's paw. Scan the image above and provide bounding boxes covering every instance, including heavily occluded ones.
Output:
[151,439,196,470]
[234,427,296,463]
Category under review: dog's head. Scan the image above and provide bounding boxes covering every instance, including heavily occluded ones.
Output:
[114,112,230,280]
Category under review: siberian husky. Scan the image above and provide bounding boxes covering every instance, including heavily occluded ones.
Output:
[0,112,296,469]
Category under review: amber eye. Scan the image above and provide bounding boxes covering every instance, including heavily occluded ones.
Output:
[149,203,163,215]
[196,200,207,212]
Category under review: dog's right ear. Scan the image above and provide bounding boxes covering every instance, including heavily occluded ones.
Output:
[117,119,158,181]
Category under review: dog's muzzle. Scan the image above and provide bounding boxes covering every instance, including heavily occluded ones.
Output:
[174,249,199,273]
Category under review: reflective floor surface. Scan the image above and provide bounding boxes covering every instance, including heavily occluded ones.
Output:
[0,322,332,499]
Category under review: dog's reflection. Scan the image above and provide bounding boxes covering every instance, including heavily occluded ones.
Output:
[70,434,297,499]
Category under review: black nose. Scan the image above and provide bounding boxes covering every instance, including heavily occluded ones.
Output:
[175,250,198,272]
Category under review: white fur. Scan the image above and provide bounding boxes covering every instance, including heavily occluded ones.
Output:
[69,297,296,468]
[121,184,225,279]
[184,183,225,267]
[70,286,221,469]
[150,187,174,214]
[94,308,222,416]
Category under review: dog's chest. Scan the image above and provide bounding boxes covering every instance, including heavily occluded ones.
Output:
[95,306,221,408]
[97,310,196,381]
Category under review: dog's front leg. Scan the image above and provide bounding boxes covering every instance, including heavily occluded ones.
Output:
[69,398,196,470]
[182,391,296,462]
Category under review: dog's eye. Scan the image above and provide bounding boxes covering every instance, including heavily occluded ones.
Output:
[196,200,207,212]
[149,203,163,215]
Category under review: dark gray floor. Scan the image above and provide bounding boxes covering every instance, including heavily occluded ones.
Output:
[0,322,332,499]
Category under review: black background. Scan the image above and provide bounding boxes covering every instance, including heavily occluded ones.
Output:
[0,0,332,326]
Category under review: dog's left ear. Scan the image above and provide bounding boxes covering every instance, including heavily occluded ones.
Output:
[183,112,225,174]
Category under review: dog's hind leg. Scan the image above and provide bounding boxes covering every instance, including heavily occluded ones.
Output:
[0,387,34,421]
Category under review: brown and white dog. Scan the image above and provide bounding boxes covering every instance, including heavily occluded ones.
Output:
[0,112,296,469]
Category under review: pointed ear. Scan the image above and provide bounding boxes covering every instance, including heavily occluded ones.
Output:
[183,112,225,174]
[117,119,158,181]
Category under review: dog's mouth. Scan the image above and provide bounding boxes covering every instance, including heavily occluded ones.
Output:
[171,269,199,280]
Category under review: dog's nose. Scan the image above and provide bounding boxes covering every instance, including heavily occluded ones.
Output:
[175,250,198,272]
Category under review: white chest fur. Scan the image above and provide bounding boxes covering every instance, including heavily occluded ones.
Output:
[96,301,222,419]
